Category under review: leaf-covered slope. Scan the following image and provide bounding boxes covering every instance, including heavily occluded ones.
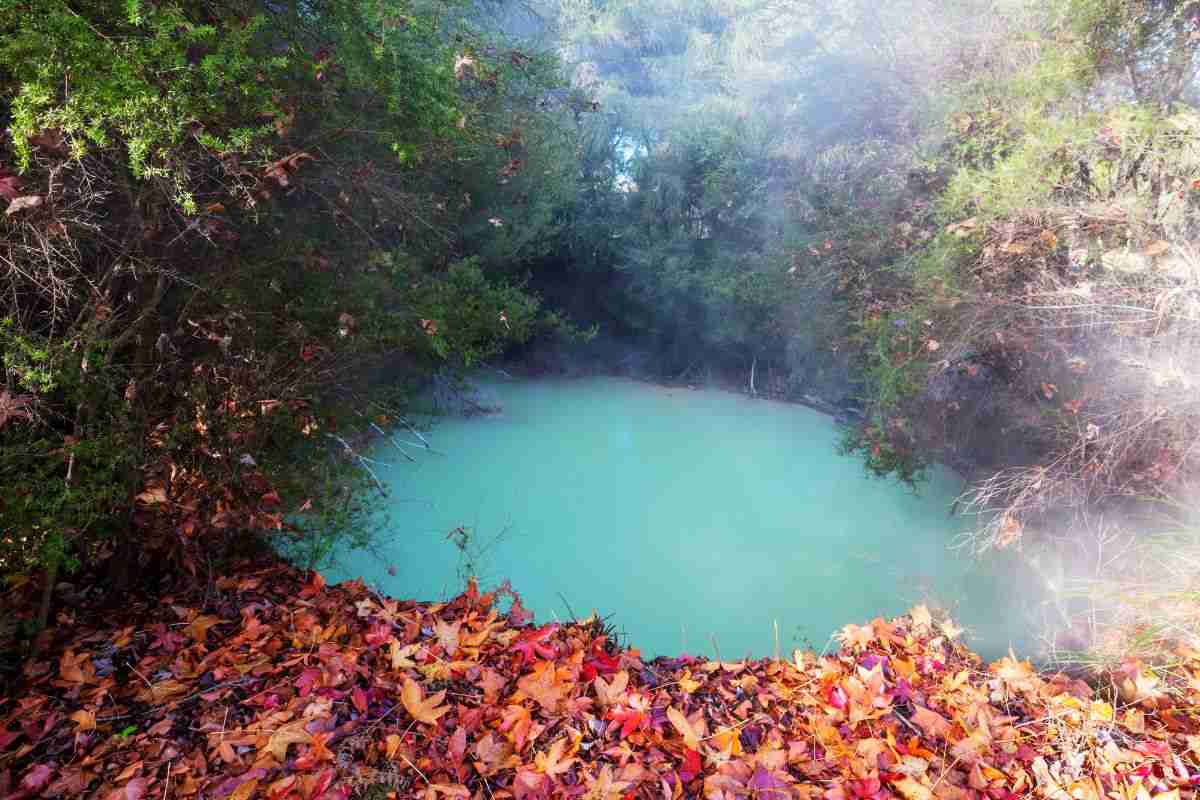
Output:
[1,559,1197,800]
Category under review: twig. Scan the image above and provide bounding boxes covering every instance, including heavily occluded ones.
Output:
[369,422,417,463]
[326,434,388,495]
[398,417,431,449]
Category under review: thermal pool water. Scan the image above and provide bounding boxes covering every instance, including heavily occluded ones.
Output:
[323,376,1042,660]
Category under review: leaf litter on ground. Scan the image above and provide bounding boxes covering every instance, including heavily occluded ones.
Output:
[2,557,1200,799]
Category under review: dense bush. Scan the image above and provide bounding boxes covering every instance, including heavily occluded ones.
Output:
[0,0,573,615]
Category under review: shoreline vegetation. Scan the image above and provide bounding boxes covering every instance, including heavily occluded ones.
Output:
[3,555,1199,800]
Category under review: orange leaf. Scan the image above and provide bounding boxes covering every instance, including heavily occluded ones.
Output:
[70,709,97,731]
[401,677,450,725]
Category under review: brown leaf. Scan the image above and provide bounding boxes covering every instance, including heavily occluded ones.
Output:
[909,705,951,739]
[263,152,313,188]
[0,173,22,201]
[594,670,629,706]
[473,732,516,776]
[0,390,34,428]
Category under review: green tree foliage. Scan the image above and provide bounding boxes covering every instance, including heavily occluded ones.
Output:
[0,0,572,594]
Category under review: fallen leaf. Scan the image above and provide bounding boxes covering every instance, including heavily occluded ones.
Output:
[6,195,44,216]
[401,677,450,725]
[264,719,312,761]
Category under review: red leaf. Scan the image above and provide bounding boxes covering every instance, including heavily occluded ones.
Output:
[18,764,55,796]
[510,625,559,666]
[0,173,21,201]
[298,571,325,598]
[679,749,702,782]
[352,687,368,714]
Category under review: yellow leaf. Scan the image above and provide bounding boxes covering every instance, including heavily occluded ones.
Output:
[390,639,420,670]
[434,618,461,656]
[666,706,702,750]
[893,776,932,800]
[594,670,629,706]
[909,605,933,633]
[136,485,168,505]
[185,614,222,643]
[517,661,567,712]
[264,719,313,761]
[534,737,576,776]
[229,779,259,800]
[401,677,450,725]
[710,727,743,757]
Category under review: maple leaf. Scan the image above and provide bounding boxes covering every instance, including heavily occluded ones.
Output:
[891,776,933,800]
[534,737,577,776]
[908,605,933,633]
[909,706,951,739]
[477,667,508,702]
[666,706,703,750]
[677,670,702,693]
[263,719,313,761]
[434,617,462,656]
[185,614,223,643]
[991,656,1039,694]
[499,704,535,752]
[298,571,325,598]
[511,624,559,665]
[517,659,568,712]
[607,705,648,739]
[402,677,451,725]
[593,670,629,706]
[59,650,95,684]
[839,623,875,650]
[472,731,516,776]
[582,648,620,680]
[390,639,420,670]
[512,769,546,800]
[710,727,743,757]
[583,765,633,800]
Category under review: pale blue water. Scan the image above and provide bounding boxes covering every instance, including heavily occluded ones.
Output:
[324,376,1040,660]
